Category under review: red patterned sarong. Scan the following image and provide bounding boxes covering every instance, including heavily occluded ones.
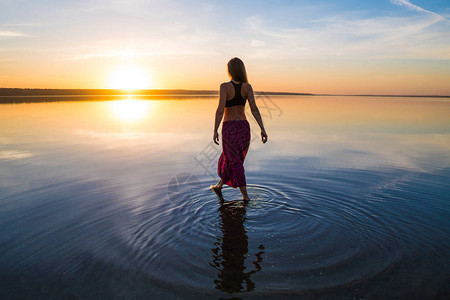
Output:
[218,120,251,188]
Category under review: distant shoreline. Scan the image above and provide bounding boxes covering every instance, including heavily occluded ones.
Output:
[0,88,313,97]
[0,88,449,104]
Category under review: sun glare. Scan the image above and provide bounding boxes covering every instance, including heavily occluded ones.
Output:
[108,65,152,90]
[110,98,152,123]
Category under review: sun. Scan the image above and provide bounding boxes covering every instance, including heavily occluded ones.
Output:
[108,64,152,90]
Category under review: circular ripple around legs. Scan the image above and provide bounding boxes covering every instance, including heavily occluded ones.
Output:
[117,175,409,296]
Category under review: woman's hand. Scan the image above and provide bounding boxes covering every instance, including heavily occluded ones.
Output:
[261,130,268,143]
[213,131,219,145]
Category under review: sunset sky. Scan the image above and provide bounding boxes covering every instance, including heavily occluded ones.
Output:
[1,0,449,94]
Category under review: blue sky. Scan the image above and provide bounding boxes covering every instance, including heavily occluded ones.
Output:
[0,0,449,94]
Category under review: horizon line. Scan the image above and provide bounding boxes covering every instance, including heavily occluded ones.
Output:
[0,88,449,98]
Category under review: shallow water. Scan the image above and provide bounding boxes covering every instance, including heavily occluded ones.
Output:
[0,96,449,299]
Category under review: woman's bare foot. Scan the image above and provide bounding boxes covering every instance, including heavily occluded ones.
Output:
[210,179,223,192]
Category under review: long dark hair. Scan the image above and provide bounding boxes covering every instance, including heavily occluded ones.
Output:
[227,57,248,83]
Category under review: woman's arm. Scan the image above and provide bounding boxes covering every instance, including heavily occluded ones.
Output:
[247,84,268,143]
[213,83,227,145]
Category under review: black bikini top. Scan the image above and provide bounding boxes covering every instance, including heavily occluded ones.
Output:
[225,81,247,107]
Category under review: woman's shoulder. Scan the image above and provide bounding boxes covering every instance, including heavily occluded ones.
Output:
[220,81,233,88]
[242,82,253,93]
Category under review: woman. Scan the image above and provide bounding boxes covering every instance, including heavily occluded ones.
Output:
[211,57,268,201]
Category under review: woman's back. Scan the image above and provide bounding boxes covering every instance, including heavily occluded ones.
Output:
[223,81,248,122]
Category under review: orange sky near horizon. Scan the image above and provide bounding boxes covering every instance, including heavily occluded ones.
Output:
[1,56,449,95]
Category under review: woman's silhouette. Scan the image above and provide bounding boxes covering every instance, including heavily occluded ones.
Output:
[211,57,268,201]
[209,194,265,293]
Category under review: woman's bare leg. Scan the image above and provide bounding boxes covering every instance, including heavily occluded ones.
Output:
[239,185,250,201]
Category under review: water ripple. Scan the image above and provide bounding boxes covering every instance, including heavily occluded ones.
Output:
[1,167,449,298]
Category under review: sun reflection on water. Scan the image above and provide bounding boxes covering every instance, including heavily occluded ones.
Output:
[109,98,153,123]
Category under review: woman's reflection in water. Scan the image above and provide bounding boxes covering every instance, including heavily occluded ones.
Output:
[210,191,265,293]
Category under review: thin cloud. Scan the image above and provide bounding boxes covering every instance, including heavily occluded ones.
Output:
[0,23,41,27]
[245,13,450,60]
[57,49,219,61]
[0,30,29,37]
[0,151,34,161]
[390,0,447,21]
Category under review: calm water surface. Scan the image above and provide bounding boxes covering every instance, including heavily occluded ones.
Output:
[0,96,449,299]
